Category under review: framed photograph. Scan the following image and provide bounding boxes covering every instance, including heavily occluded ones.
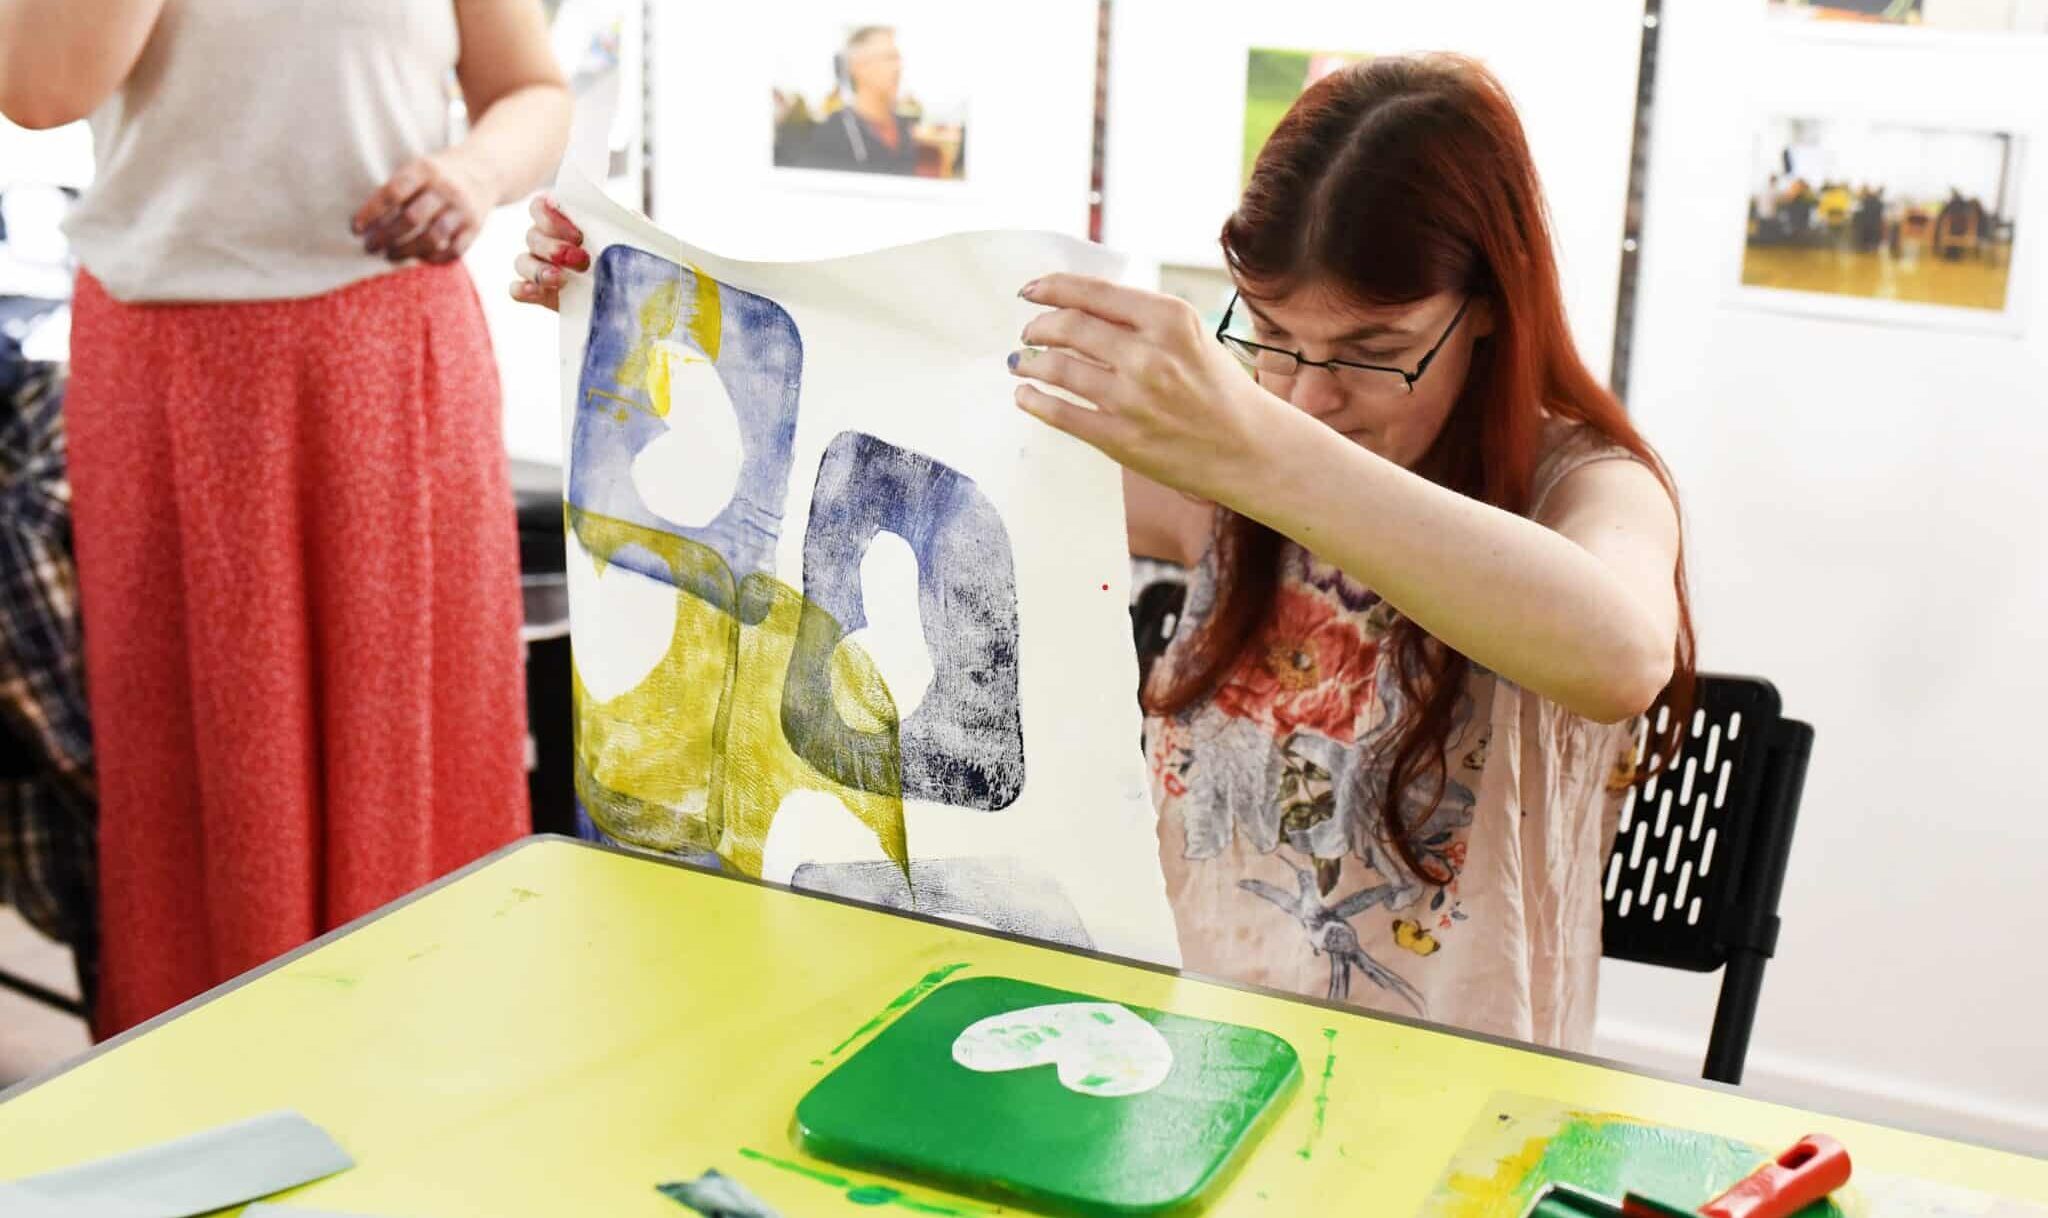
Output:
[1735,115,2028,330]
[771,20,971,187]
[1242,47,1370,185]
[1765,0,2048,35]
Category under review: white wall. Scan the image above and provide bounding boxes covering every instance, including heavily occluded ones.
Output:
[1606,0,2048,1155]
[1102,0,1647,380]
[0,120,94,190]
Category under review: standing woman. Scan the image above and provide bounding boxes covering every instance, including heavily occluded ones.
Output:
[0,0,570,1035]
[1007,55,1695,1051]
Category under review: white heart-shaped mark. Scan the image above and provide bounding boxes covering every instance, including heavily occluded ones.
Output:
[631,346,743,530]
[951,1002,1174,1098]
[566,529,678,703]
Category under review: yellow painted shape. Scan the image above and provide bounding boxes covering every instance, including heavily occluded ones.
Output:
[831,635,893,736]
[2,841,2043,1218]
[610,263,721,418]
[568,506,908,879]
[716,575,904,878]
[1432,1132,1553,1218]
[570,509,734,854]
[686,260,721,361]
[614,279,679,410]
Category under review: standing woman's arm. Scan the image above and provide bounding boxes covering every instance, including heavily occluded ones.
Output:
[0,0,166,129]
[355,0,572,265]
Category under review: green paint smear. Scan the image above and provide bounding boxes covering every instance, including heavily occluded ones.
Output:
[735,1148,987,1217]
[1534,1118,1822,1210]
[737,1147,847,1189]
[1297,1027,1338,1160]
[828,963,972,1057]
[1473,1117,1846,1218]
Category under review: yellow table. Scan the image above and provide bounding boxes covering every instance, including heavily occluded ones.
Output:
[1,838,2041,1216]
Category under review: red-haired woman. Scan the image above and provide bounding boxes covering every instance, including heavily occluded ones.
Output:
[1010,55,1694,1049]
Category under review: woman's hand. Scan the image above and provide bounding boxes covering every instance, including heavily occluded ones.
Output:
[1008,275,1285,506]
[352,152,494,266]
[507,193,589,312]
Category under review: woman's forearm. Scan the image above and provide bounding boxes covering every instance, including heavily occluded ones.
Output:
[0,0,163,128]
[1232,408,1675,723]
[446,81,572,206]
[1124,468,1212,566]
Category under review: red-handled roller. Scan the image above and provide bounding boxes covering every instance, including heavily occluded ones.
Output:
[1697,1135,1853,1218]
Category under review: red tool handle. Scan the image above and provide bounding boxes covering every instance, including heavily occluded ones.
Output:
[1699,1135,1853,1218]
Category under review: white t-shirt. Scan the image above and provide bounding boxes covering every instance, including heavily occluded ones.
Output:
[63,0,459,303]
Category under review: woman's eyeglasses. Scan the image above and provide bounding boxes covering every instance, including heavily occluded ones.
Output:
[1215,293,1474,395]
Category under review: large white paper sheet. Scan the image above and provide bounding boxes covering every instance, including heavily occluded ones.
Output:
[553,171,1180,966]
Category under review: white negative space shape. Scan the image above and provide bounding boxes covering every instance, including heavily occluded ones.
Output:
[951,1002,1174,1098]
[631,346,743,530]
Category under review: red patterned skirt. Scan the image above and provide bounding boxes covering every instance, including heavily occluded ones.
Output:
[66,264,530,1037]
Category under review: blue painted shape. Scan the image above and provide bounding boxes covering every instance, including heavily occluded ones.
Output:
[782,431,1025,810]
[568,245,803,620]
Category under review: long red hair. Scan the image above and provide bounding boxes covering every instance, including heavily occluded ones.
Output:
[1144,54,1696,886]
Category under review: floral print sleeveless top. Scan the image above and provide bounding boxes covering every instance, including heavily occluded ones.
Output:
[1144,425,1643,1050]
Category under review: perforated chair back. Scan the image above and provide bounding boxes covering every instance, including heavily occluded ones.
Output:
[1603,675,1815,1084]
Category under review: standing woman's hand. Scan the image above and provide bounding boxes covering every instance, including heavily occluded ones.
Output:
[352,152,495,266]
[350,0,571,269]
[508,193,589,312]
[1008,274,1285,507]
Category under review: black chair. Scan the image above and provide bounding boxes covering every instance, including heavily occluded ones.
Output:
[1603,675,1815,1086]
[1130,575,1189,688]
[510,459,577,839]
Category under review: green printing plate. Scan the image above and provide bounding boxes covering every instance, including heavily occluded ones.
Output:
[1524,1186,1629,1218]
[795,976,1302,1217]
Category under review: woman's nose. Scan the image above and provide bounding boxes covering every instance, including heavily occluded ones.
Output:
[1288,365,1350,421]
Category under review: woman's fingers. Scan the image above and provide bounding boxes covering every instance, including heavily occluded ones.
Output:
[363,188,439,255]
[1020,307,1133,370]
[1009,346,1119,410]
[366,191,444,259]
[514,252,565,290]
[385,190,455,261]
[420,209,471,265]
[1013,383,1119,452]
[528,193,584,244]
[510,277,560,311]
[353,161,431,239]
[1020,273,1191,337]
[526,222,591,270]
